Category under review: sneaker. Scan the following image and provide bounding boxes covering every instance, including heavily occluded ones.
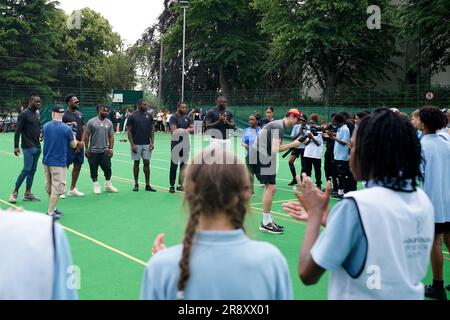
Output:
[93,182,101,195]
[104,182,118,193]
[176,185,184,192]
[9,191,18,203]
[169,186,175,193]
[23,193,40,202]
[288,179,297,186]
[145,185,157,192]
[59,194,66,199]
[133,185,139,192]
[272,219,284,230]
[259,222,283,235]
[446,284,450,291]
[425,285,448,300]
[68,188,85,197]
[47,209,64,220]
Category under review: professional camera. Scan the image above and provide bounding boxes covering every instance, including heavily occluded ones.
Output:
[309,125,323,136]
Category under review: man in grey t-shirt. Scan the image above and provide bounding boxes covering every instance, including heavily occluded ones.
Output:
[250,109,303,235]
[83,105,118,195]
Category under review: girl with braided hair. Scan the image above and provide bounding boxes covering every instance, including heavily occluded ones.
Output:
[285,108,435,299]
[140,148,292,300]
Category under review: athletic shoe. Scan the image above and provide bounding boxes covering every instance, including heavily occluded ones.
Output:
[446,284,450,291]
[68,188,85,197]
[169,186,175,193]
[145,185,157,192]
[259,222,283,235]
[23,193,40,202]
[425,285,447,300]
[93,182,101,195]
[133,185,139,192]
[104,182,118,193]
[47,209,64,220]
[9,192,18,203]
[272,219,284,230]
[59,194,66,199]
[288,179,297,186]
[176,185,184,192]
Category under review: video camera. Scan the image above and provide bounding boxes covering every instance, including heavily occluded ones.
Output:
[309,125,323,136]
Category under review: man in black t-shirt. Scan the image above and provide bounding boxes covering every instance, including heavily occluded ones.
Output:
[205,96,235,149]
[127,99,156,192]
[9,93,42,203]
[62,94,85,197]
[169,102,194,193]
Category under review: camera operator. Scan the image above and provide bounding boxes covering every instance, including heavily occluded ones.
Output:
[322,115,339,195]
[302,114,323,189]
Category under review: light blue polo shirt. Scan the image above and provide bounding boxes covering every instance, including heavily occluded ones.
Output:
[333,124,350,161]
[140,229,293,300]
[242,127,261,156]
[420,134,450,223]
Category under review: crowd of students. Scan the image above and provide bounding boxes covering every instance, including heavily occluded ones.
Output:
[1,93,449,300]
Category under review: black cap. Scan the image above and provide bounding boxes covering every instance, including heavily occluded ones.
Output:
[52,105,65,113]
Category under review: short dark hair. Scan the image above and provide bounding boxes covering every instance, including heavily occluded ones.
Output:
[65,94,76,104]
[136,99,145,106]
[333,113,345,124]
[356,111,369,119]
[177,101,186,108]
[341,111,350,120]
[265,106,274,112]
[29,93,40,101]
[355,108,421,190]
[96,104,109,113]
[419,106,447,132]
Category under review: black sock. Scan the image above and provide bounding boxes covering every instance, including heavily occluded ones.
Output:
[433,279,444,290]
[289,163,296,180]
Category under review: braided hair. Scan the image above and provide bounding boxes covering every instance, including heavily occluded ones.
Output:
[354,108,422,190]
[177,149,251,297]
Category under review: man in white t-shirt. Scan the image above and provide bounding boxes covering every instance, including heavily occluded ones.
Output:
[303,114,323,189]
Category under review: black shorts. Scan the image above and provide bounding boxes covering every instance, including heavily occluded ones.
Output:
[67,148,84,166]
[256,155,277,185]
[435,222,450,234]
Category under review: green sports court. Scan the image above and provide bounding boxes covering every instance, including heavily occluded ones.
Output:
[0,131,448,300]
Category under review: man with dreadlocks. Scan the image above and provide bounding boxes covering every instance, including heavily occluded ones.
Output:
[140,149,292,300]
[284,108,434,299]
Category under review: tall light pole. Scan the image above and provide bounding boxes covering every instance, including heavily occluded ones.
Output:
[180,0,189,102]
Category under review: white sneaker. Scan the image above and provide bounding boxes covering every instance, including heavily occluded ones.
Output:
[59,194,66,199]
[93,182,101,195]
[104,181,118,193]
[69,188,85,197]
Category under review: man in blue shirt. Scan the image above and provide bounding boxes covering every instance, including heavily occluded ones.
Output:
[331,113,350,198]
[42,105,78,218]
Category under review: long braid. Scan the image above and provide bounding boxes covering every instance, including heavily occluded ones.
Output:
[177,196,202,295]
[177,149,251,298]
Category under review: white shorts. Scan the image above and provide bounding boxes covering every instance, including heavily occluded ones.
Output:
[131,145,152,161]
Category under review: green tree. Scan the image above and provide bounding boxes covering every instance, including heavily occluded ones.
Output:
[164,0,267,92]
[253,0,399,104]
[0,0,64,109]
[55,7,122,103]
[400,0,450,74]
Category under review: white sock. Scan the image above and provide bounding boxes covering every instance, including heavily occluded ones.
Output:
[263,213,272,225]
[338,189,344,195]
